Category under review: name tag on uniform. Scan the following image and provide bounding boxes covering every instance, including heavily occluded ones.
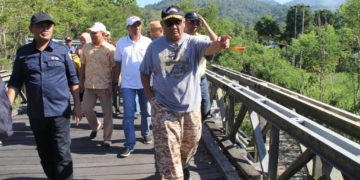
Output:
[50,56,59,60]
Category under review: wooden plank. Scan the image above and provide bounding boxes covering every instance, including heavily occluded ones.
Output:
[201,124,241,180]
[0,104,225,180]
[206,120,261,180]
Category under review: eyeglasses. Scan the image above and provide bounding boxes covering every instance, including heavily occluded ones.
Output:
[164,19,182,27]
[150,28,162,33]
[186,20,200,26]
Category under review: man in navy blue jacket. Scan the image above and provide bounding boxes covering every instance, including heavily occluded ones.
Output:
[0,78,12,139]
[7,12,82,180]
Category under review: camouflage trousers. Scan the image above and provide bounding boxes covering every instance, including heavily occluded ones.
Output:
[150,98,202,180]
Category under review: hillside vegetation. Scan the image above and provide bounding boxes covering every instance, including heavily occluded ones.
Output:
[144,0,289,25]
[0,0,359,115]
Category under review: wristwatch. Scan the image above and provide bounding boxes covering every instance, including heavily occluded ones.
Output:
[112,82,118,86]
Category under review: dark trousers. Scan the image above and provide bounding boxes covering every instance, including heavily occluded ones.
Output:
[200,77,211,121]
[29,116,73,180]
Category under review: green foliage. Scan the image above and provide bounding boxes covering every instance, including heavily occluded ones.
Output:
[0,0,141,64]
[283,4,313,42]
[144,0,289,25]
[254,15,280,43]
[313,9,337,27]
[1,0,360,116]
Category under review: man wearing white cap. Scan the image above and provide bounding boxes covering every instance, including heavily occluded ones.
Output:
[113,16,152,157]
[79,22,116,148]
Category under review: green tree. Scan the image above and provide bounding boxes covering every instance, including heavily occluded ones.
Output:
[338,0,360,112]
[313,9,337,27]
[254,15,280,43]
[291,25,341,102]
[283,4,313,42]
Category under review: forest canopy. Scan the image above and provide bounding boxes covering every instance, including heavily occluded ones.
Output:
[0,0,359,115]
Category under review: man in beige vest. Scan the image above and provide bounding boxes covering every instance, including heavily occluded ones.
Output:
[80,22,116,148]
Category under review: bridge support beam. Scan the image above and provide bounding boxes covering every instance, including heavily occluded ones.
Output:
[268,125,279,180]
[230,104,248,143]
[249,109,269,179]
[278,149,315,180]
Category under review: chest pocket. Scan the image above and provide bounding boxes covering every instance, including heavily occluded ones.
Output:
[22,59,41,83]
[21,54,39,71]
[47,61,62,67]
[24,62,38,71]
[46,60,65,79]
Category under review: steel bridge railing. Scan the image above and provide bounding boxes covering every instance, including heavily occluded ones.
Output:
[205,66,360,180]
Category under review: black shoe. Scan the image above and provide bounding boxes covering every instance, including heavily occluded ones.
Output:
[117,147,134,158]
[89,131,97,139]
[103,141,111,148]
[183,168,192,180]
[143,136,153,144]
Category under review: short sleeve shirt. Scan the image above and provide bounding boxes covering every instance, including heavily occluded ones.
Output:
[139,34,212,112]
[8,40,79,118]
[195,33,210,76]
[81,41,116,89]
[114,35,152,89]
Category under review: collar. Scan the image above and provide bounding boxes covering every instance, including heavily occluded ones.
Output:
[91,40,107,47]
[127,35,144,43]
[30,38,55,52]
[165,33,186,46]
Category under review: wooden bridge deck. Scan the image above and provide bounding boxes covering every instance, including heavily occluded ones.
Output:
[0,103,225,180]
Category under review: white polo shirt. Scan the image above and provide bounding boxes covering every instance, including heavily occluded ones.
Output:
[114,35,152,89]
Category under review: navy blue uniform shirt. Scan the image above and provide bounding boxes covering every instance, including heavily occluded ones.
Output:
[8,39,79,118]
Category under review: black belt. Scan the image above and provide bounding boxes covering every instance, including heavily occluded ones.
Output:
[200,75,206,80]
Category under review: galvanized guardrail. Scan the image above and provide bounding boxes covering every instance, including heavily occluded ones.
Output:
[24,36,81,46]
[205,66,360,180]
[211,65,360,141]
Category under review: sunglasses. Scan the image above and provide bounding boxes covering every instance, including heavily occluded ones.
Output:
[164,19,182,27]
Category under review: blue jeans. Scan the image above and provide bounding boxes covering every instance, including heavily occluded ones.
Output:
[135,94,140,115]
[121,88,151,149]
[201,77,211,121]
[29,116,73,180]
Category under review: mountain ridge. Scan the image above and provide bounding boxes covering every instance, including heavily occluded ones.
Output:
[143,0,346,25]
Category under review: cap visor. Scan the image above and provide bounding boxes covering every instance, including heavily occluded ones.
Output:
[32,20,55,25]
[163,15,183,21]
[186,17,200,21]
[87,28,99,32]
[127,20,141,27]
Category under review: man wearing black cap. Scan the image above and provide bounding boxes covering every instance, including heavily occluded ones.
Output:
[7,12,82,180]
[185,12,218,122]
[140,5,231,180]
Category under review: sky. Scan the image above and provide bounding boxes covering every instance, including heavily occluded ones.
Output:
[136,0,293,7]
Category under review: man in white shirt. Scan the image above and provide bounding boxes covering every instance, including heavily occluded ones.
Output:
[113,16,152,158]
